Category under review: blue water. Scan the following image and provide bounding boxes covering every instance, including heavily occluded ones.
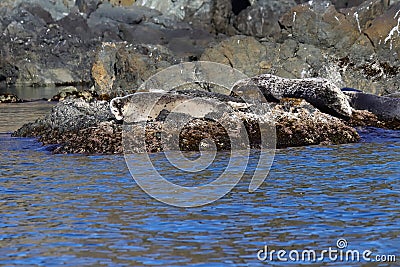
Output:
[0,128,399,266]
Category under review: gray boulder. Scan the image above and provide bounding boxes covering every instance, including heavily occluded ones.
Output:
[279,1,361,55]
[234,4,281,39]
[234,0,297,39]
[13,99,122,154]
[15,99,112,135]
[134,0,216,31]
[0,3,99,87]
[201,36,268,77]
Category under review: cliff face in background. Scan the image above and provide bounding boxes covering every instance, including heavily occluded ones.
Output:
[0,0,400,95]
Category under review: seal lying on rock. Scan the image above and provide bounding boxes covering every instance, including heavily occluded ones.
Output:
[233,74,353,120]
[344,91,400,121]
[110,92,247,123]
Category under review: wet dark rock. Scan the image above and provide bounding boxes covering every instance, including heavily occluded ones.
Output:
[13,99,113,136]
[50,121,123,154]
[273,98,360,148]
[12,97,121,154]
[56,10,92,40]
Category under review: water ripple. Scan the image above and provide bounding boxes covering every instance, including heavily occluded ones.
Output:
[0,128,399,266]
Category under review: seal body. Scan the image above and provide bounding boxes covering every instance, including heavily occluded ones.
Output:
[233,74,353,119]
[110,92,229,123]
[346,92,400,121]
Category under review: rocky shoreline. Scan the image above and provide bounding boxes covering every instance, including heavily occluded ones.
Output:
[1,0,400,94]
[2,0,400,153]
[12,74,399,154]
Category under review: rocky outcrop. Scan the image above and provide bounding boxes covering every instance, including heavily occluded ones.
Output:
[198,0,399,96]
[1,0,400,97]
[279,1,361,54]
[3,0,400,155]
[272,98,359,148]
[0,1,215,89]
[91,42,180,97]
[13,82,362,154]
[233,1,291,39]
[0,3,98,87]
[201,36,268,77]
[364,2,400,54]
[13,98,113,135]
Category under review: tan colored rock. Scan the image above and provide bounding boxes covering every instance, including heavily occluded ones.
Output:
[201,36,266,77]
[91,42,118,95]
[91,42,176,96]
[364,2,400,56]
[107,0,136,6]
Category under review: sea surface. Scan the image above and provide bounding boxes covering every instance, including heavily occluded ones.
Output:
[0,102,399,266]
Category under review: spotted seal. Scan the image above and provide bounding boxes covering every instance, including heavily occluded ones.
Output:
[110,92,245,123]
[233,74,353,119]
